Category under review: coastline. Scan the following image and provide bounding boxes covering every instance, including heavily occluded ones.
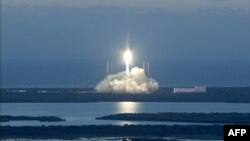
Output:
[1,87,250,103]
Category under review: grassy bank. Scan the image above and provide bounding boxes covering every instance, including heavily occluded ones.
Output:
[0,115,65,122]
[97,112,250,124]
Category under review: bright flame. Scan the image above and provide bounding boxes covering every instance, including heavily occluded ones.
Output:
[124,48,132,64]
[123,48,132,74]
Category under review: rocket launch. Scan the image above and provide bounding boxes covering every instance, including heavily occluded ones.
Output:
[95,32,159,94]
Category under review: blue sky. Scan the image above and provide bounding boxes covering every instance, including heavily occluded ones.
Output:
[1,0,250,87]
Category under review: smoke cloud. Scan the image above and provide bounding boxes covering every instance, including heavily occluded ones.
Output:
[95,67,159,93]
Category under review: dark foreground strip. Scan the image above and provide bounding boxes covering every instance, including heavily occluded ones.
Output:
[0,125,223,140]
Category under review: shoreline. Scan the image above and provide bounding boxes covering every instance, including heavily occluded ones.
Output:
[97,112,250,124]
[1,87,250,103]
[0,115,66,123]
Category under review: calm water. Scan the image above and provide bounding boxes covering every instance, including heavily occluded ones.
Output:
[1,102,250,126]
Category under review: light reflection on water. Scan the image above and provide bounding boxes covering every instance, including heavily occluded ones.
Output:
[117,102,139,113]
[1,102,250,126]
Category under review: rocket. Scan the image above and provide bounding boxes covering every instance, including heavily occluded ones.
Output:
[124,32,132,74]
[127,32,129,49]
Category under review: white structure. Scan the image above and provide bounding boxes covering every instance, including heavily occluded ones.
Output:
[106,61,112,75]
[147,61,150,75]
[173,86,206,93]
[142,61,145,71]
[142,61,150,75]
[106,61,110,75]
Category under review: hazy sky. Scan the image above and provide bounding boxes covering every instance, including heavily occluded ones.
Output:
[1,0,250,87]
[2,0,250,12]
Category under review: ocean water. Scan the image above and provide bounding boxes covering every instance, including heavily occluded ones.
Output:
[1,102,250,126]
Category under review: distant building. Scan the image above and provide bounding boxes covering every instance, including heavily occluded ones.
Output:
[173,86,206,93]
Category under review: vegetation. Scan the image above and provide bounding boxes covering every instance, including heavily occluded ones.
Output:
[0,125,223,140]
[97,112,250,124]
[1,87,250,103]
[0,115,66,122]
[121,138,178,141]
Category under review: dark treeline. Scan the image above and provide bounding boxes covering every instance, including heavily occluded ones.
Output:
[0,115,65,122]
[0,125,223,140]
[1,87,250,103]
[97,112,250,124]
[123,138,178,141]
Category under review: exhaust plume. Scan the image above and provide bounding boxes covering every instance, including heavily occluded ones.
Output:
[95,67,159,94]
